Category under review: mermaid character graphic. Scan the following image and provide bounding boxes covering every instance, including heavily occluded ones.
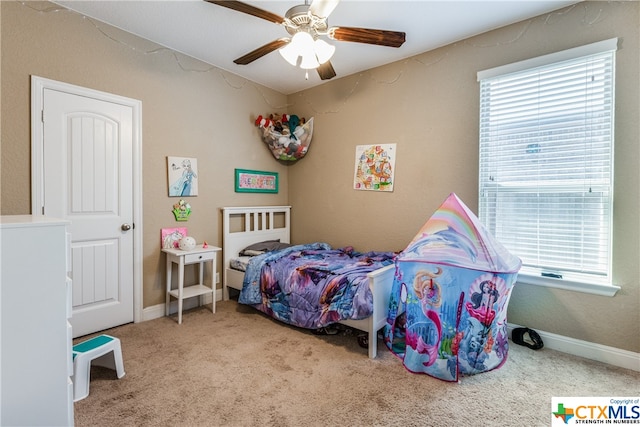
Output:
[466,279,499,326]
[458,275,509,373]
[413,267,443,308]
[405,267,444,367]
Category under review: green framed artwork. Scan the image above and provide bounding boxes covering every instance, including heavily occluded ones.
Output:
[234,169,278,193]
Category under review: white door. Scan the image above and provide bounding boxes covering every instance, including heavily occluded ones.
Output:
[41,87,135,337]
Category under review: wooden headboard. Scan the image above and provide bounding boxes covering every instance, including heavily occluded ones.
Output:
[221,206,291,290]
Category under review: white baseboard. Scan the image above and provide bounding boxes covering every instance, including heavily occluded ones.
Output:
[142,289,223,321]
[142,299,638,372]
[507,324,639,372]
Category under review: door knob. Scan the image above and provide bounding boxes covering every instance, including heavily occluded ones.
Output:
[121,223,132,231]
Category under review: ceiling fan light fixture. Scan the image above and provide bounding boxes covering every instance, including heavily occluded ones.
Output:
[300,50,320,69]
[279,31,314,67]
[279,30,333,70]
[314,39,335,64]
[279,40,300,66]
[294,30,315,51]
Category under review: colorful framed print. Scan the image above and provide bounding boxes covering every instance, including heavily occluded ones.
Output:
[353,144,396,192]
[234,169,278,193]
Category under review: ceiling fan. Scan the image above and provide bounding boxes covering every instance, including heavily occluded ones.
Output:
[205,0,406,81]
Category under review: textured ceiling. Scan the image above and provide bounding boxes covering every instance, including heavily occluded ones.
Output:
[55,0,580,94]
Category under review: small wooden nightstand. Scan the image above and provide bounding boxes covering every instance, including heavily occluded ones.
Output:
[162,244,221,324]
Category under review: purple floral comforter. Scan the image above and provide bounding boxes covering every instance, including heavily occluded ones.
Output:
[238,243,395,329]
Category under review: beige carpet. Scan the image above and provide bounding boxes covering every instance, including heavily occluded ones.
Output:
[74,301,639,427]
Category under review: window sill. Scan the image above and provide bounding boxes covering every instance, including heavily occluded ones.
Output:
[516,273,620,297]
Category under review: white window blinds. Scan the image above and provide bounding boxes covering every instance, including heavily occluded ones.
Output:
[477,39,617,286]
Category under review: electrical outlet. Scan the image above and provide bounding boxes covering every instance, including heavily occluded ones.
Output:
[215,272,220,284]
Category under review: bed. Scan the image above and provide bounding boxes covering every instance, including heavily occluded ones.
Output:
[222,206,395,358]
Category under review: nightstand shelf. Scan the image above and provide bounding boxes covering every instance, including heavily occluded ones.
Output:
[168,284,212,300]
[162,244,221,324]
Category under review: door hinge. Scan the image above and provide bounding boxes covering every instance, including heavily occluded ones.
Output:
[41,110,44,122]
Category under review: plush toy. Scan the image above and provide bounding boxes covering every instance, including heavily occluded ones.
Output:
[288,115,300,139]
[279,135,291,147]
[256,113,295,133]
[254,115,273,129]
[270,114,284,133]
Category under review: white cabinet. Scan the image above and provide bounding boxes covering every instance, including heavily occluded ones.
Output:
[0,216,74,426]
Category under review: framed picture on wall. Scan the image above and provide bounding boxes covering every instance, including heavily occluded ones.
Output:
[234,169,278,193]
[353,144,396,192]
[168,156,198,197]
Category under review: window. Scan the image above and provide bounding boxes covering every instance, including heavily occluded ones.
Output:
[477,39,619,296]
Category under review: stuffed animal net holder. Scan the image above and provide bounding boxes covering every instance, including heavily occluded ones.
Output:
[256,115,313,162]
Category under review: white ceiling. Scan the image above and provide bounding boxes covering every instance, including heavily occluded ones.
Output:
[54,0,580,94]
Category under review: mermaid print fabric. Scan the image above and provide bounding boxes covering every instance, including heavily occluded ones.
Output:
[384,193,521,381]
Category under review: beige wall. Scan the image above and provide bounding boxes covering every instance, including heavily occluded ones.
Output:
[2,1,638,353]
[0,1,288,308]
[287,2,639,353]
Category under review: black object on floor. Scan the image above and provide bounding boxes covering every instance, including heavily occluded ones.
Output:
[512,327,544,350]
[312,326,339,335]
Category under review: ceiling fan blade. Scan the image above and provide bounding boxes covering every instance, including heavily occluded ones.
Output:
[328,27,406,48]
[205,1,284,25]
[233,38,289,65]
[309,0,340,19]
[317,61,336,80]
